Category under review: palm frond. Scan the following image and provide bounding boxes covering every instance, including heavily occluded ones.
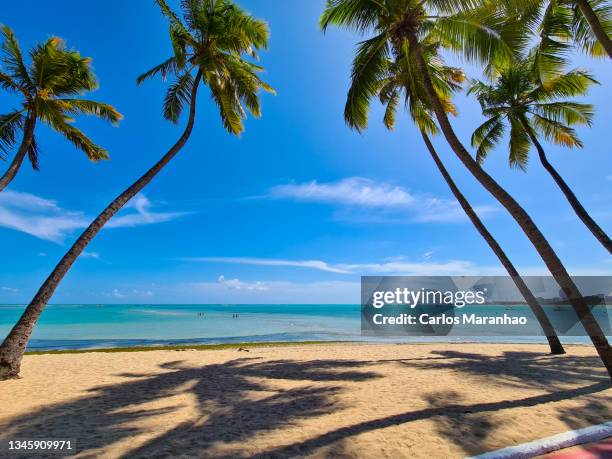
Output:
[320,0,383,33]
[532,113,583,147]
[209,78,245,135]
[163,73,194,123]
[0,24,33,89]
[36,99,109,161]
[137,57,178,84]
[27,135,40,170]
[53,118,109,161]
[345,33,390,131]
[532,69,598,100]
[59,99,123,125]
[508,116,532,170]
[409,97,439,135]
[571,0,612,57]
[0,70,21,93]
[471,115,505,163]
[434,9,515,66]
[532,0,573,81]
[0,110,24,158]
[382,88,400,130]
[155,0,195,44]
[531,101,594,125]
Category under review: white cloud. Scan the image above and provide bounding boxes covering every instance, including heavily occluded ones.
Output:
[183,257,351,274]
[1,286,18,293]
[267,177,495,223]
[0,191,89,242]
[112,289,126,298]
[38,252,47,257]
[183,256,489,276]
[81,251,100,260]
[106,194,188,228]
[217,275,269,291]
[0,191,187,243]
[184,279,360,303]
[270,177,416,207]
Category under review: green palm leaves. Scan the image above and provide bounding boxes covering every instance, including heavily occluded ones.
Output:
[137,0,274,135]
[320,0,516,132]
[0,25,122,166]
[468,59,597,169]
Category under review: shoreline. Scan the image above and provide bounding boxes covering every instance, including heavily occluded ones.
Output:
[23,338,599,355]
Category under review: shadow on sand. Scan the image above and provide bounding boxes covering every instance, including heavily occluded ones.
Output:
[1,349,609,458]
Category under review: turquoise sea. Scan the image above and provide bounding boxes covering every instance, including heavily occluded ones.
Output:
[0,303,608,350]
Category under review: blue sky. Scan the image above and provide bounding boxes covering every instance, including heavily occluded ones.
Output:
[1,0,610,304]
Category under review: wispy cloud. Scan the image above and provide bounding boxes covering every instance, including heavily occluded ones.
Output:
[1,286,18,293]
[0,191,89,242]
[81,251,101,260]
[0,191,188,243]
[217,275,269,291]
[270,177,415,207]
[182,257,352,274]
[183,279,360,303]
[267,177,496,223]
[107,194,188,228]
[182,256,486,276]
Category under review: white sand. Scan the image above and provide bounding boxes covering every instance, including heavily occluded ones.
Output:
[0,343,610,458]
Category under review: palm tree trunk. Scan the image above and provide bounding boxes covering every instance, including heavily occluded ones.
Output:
[521,119,612,254]
[0,71,203,379]
[574,0,612,59]
[0,114,36,192]
[421,132,565,354]
[407,32,612,377]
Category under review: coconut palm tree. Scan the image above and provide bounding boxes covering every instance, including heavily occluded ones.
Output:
[469,60,611,253]
[496,0,612,87]
[339,31,565,353]
[537,0,612,62]
[0,0,274,379]
[0,25,122,192]
[321,0,611,376]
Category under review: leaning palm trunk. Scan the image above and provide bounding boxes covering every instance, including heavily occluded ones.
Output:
[574,0,612,59]
[421,132,565,354]
[0,115,36,192]
[407,33,612,377]
[520,121,612,254]
[0,72,202,379]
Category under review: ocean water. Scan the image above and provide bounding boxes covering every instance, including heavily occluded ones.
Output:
[0,303,606,351]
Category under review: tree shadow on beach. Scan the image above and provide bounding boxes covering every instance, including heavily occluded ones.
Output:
[396,349,608,390]
[0,356,381,458]
[1,349,609,458]
[250,350,610,458]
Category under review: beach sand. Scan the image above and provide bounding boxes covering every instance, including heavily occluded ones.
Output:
[0,343,610,458]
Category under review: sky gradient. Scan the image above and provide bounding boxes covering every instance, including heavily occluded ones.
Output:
[1,0,611,304]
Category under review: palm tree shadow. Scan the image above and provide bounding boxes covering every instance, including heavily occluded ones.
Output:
[400,349,608,390]
[250,351,610,458]
[0,357,381,457]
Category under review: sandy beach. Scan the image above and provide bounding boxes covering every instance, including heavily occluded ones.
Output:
[1,343,610,458]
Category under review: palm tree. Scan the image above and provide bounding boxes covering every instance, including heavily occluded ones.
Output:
[0,25,122,192]
[339,30,565,353]
[469,60,611,253]
[0,0,274,379]
[321,0,611,376]
[536,0,612,61]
